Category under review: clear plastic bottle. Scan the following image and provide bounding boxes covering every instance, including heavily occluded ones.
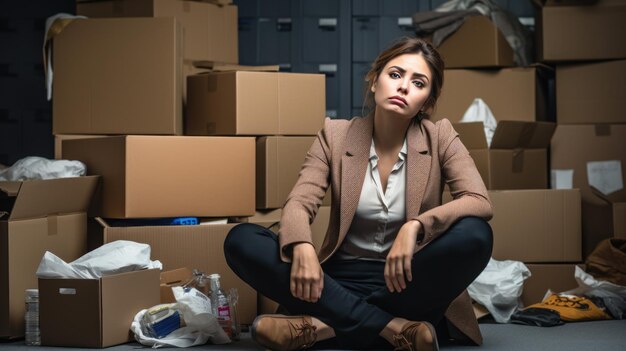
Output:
[228,288,241,340]
[208,274,233,337]
[24,289,40,346]
[183,269,211,298]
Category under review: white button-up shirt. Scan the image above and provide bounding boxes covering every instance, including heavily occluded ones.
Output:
[337,138,407,261]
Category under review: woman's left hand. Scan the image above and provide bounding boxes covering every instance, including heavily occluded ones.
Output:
[384,220,421,293]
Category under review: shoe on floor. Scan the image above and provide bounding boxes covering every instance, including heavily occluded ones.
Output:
[251,314,317,351]
[393,321,439,351]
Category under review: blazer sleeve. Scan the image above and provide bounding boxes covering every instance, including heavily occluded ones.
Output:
[414,118,493,247]
[278,117,333,262]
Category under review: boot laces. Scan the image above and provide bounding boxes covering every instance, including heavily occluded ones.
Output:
[287,319,317,350]
[393,334,415,351]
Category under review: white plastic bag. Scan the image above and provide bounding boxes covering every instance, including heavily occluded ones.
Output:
[131,287,230,348]
[460,98,498,147]
[467,258,531,323]
[0,156,85,181]
[561,266,626,319]
[36,240,162,279]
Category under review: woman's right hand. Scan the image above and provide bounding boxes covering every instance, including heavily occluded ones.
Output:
[290,242,324,303]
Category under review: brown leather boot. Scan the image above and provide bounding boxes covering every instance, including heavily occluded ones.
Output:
[251,314,317,351]
[393,321,439,351]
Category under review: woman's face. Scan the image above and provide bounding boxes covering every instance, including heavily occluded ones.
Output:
[371,53,433,120]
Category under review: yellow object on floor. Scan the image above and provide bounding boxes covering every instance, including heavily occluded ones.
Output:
[527,294,612,322]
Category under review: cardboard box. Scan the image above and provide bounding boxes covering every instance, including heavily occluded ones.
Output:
[39,268,160,347]
[615,203,626,239]
[62,136,255,218]
[0,176,98,338]
[556,60,626,124]
[96,221,257,324]
[454,121,556,190]
[488,189,582,262]
[437,15,514,68]
[522,264,580,306]
[432,66,552,123]
[53,18,183,135]
[551,124,626,256]
[77,0,238,63]
[256,206,330,315]
[536,2,626,62]
[257,136,331,209]
[160,267,192,304]
[186,71,325,136]
[54,135,105,160]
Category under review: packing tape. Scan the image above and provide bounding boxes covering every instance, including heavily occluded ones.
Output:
[47,215,58,236]
[595,124,611,137]
[512,149,525,173]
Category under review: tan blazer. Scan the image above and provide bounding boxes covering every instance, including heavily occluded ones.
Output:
[279,115,493,345]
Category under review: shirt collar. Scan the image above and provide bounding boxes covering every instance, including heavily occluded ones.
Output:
[369,137,409,163]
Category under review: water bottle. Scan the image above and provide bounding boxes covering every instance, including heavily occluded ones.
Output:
[208,274,233,337]
[24,289,40,346]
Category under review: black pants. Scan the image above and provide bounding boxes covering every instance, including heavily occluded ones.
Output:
[224,216,492,349]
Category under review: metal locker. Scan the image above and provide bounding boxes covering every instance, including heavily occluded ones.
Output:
[352,62,371,109]
[21,109,53,159]
[379,16,415,52]
[0,109,22,165]
[234,0,259,18]
[258,18,292,65]
[259,0,293,18]
[238,17,259,65]
[300,0,340,17]
[352,17,379,63]
[352,0,379,16]
[381,0,420,16]
[295,62,341,118]
[300,17,341,63]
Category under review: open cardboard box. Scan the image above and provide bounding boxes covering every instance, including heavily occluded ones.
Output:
[39,268,160,348]
[0,176,99,338]
[160,267,192,304]
[454,121,556,190]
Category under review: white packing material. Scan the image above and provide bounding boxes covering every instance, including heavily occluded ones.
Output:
[460,98,498,147]
[131,287,230,348]
[468,258,531,323]
[0,156,86,181]
[36,240,163,279]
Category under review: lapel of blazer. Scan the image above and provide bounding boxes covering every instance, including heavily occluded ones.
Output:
[406,120,432,220]
[339,115,373,242]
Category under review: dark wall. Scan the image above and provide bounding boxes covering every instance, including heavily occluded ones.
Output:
[0,0,75,166]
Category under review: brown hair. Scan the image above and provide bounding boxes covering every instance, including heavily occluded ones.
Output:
[363,36,444,119]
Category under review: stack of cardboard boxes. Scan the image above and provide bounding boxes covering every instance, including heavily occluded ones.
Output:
[540,0,626,257]
[39,0,328,347]
[431,7,587,308]
[183,48,330,316]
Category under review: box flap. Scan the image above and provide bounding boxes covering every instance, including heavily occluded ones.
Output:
[0,181,22,197]
[7,176,99,220]
[453,122,488,149]
[491,121,556,149]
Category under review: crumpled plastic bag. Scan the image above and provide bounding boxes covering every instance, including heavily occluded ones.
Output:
[561,266,626,320]
[36,240,162,279]
[468,258,531,323]
[131,287,230,348]
[0,156,86,181]
[460,98,498,147]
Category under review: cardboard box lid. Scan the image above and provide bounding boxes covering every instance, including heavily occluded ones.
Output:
[0,176,99,221]
[454,121,556,150]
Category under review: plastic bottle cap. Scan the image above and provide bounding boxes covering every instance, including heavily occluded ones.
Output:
[208,273,221,280]
[25,289,39,296]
